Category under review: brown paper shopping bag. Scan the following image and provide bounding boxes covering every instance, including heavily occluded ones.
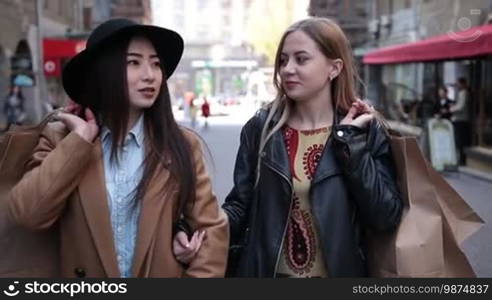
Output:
[0,111,60,277]
[367,133,483,277]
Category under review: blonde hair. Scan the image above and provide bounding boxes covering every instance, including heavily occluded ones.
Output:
[255,17,363,186]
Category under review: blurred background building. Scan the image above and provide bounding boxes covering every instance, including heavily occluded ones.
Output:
[309,0,369,47]
[360,0,492,173]
[0,0,85,125]
[1,0,491,174]
[308,0,492,174]
[153,0,309,109]
[0,0,151,126]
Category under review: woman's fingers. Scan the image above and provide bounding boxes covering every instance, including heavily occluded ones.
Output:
[188,231,199,250]
[173,231,195,263]
[340,105,358,125]
[339,99,376,128]
[188,231,206,259]
[176,231,190,249]
[353,100,366,112]
[356,99,375,114]
[352,112,374,128]
[63,104,76,114]
[359,102,372,114]
[85,108,97,123]
[62,102,83,117]
[347,105,358,119]
[57,111,82,129]
[179,231,202,262]
[195,230,206,252]
[199,230,206,241]
[170,229,206,264]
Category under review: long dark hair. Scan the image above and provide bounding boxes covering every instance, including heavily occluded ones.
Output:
[79,33,196,216]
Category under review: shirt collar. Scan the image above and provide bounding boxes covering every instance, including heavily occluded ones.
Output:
[101,114,145,148]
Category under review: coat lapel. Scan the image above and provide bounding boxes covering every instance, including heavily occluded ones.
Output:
[78,139,120,277]
[312,137,343,185]
[131,167,173,277]
[262,129,292,182]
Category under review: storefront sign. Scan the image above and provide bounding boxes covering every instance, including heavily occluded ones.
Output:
[427,118,458,171]
[44,58,61,77]
[42,39,86,77]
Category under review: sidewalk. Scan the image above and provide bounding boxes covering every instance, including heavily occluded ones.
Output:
[443,170,492,277]
[457,166,492,183]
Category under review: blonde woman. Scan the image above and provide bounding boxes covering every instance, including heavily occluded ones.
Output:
[174,17,402,277]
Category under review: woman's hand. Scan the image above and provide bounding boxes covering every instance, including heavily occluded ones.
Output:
[56,101,99,143]
[173,230,206,265]
[340,99,375,128]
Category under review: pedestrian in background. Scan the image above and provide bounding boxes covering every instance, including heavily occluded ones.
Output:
[189,96,198,128]
[434,85,453,120]
[450,77,471,164]
[3,85,26,131]
[201,96,210,129]
[8,18,228,278]
[173,17,402,277]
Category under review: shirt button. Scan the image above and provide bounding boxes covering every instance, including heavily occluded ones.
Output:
[117,226,122,233]
[337,130,344,137]
[74,267,86,278]
[117,255,122,261]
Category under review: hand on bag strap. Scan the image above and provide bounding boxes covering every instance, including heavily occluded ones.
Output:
[51,103,99,143]
[39,108,65,129]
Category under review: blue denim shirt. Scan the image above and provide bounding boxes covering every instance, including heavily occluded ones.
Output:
[101,116,145,278]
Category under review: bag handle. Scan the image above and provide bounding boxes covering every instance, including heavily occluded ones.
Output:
[36,108,64,131]
[373,112,402,138]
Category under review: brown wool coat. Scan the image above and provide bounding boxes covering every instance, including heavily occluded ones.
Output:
[8,122,229,277]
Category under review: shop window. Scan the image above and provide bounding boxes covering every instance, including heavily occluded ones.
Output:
[480,57,492,147]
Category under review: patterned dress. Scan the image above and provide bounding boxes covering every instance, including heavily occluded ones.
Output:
[276,125,331,278]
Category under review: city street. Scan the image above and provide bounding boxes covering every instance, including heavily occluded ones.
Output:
[3,0,492,286]
[178,105,492,277]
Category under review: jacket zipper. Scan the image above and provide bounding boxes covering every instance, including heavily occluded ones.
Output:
[265,162,293,278]
[309,136,337,275]
[309,174,359,276]
[310,192,330,276]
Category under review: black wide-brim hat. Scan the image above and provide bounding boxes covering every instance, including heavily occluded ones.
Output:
[62,18,183,103]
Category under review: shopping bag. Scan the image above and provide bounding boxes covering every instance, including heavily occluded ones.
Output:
[367,133,483,277]
[0,111,60,277]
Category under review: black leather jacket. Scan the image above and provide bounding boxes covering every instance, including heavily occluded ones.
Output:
[223,109,402,277]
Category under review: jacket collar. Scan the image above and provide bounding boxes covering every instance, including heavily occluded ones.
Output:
[77,139,120,277]
[101,114,145,148]
[313,112,344,184]
[131,166,173,277]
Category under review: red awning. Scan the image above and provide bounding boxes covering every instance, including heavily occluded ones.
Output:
[43,38,86,77]
[363,24,492,64]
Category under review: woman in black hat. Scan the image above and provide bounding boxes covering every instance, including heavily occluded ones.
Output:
[9,19,229,278]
